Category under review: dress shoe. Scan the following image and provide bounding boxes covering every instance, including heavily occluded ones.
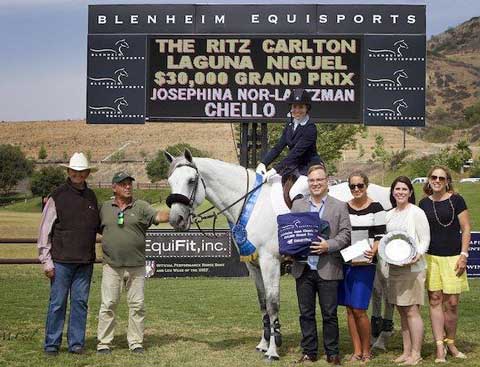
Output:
[97,348,112,355]
[293,354,318,364]
[131,347,145,354]
[44,350,58,357]
[69,346,85,355]
[327,355,342,365]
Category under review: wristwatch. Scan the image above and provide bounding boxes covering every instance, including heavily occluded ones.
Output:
[460,251,469,258]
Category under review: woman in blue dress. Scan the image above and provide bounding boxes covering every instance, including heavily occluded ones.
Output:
[338,171,387,363]
[256,89,323,200]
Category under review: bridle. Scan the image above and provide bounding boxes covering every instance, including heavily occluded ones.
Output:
[165,160,266,236]
[165,162,206,214]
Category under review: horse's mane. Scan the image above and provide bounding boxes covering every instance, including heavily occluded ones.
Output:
[168,155,254,178]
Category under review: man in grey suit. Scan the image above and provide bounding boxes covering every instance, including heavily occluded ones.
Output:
[291,164,351,365]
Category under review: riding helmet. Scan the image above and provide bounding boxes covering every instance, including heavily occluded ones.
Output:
[287,89,312,110]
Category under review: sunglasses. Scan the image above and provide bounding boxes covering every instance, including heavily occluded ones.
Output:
[117,211,124,225]
[349,183,365,190]
[430,175,446,182]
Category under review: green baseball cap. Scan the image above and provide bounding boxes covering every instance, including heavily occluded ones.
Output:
[112,171,135,184]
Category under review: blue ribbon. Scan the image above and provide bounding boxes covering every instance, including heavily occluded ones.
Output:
[229,173,264,259]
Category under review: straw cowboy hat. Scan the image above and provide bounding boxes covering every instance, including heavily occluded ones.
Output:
[61,152,95,171]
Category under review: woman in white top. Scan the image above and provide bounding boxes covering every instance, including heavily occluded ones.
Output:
[385,176,430,366]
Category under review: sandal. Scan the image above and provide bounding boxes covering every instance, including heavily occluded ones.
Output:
[401,356,423,365]
[361,353,373,363]
[434,340,447,363]
[392,355,409,363]
[444,338,467,359]
[344,354,363,364]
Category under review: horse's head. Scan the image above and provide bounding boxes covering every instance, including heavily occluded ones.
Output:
[394,69,408,86]
[394,69,408,78]
[394,40,408,56]
[114,97,128,113]
[115,68,129,85]
[393,98,408,115]
[165,149,206,231]
[115,39,130,56]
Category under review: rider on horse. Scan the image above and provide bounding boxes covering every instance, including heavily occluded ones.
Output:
[256,88,324,201]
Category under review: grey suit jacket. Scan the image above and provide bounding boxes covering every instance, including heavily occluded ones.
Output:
[290,195,351,280]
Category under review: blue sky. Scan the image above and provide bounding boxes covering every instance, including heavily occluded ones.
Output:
[0,0,478,122]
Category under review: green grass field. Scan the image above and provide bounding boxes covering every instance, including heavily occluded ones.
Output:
[0,261,478,367]
[0,185,479,366]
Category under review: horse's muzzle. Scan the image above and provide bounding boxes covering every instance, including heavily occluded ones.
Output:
[169,204,192,231]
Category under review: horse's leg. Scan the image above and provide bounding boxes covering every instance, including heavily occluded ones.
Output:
[246,262,269,353]
[259,253,282,361]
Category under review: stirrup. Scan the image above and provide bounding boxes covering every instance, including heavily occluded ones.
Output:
[444,338,467,359]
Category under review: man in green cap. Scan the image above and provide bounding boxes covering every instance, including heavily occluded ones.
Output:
[97,171,169,354]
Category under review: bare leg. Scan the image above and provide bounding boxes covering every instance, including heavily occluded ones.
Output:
[352,308,371,358]
[393,306,412,363]
[346,307,362,358]
[428,291,446,360]
[444,294,464,357]
[403,305,424,364]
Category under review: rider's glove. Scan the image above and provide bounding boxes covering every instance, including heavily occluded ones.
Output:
[265,168,277,182]
[255,163,267,175]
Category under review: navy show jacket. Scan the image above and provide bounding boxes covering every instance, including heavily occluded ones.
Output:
[261,118,322,176]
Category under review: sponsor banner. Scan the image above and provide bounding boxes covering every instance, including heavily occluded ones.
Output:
[467,232,480,278]
[145,230,248,278]
[87,4,425,126]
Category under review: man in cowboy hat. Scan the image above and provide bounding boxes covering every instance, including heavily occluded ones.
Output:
[37,152,99,356]
[96,171,169,355]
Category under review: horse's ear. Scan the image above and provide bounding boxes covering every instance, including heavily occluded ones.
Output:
[184,149,193,163]
[164,151,174,163]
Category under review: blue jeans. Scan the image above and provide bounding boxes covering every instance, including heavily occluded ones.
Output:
[44,262,93,352]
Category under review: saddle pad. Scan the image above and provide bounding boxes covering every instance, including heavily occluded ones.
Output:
[269,175,310,215]
[270,175,290,216]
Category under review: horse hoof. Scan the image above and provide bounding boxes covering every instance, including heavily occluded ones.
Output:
[256,347,268,353]
[264,355,280,362]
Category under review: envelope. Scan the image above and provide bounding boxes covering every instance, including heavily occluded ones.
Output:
[340,239,371,263]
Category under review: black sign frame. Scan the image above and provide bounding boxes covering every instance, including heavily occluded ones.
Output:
[87,4,426,127]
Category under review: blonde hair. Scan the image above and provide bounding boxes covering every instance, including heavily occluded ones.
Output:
[423,165,455,195]
[307,164,327,176]
[348,170,369,186]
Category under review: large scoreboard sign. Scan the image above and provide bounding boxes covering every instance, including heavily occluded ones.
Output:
[87,4,426,126]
